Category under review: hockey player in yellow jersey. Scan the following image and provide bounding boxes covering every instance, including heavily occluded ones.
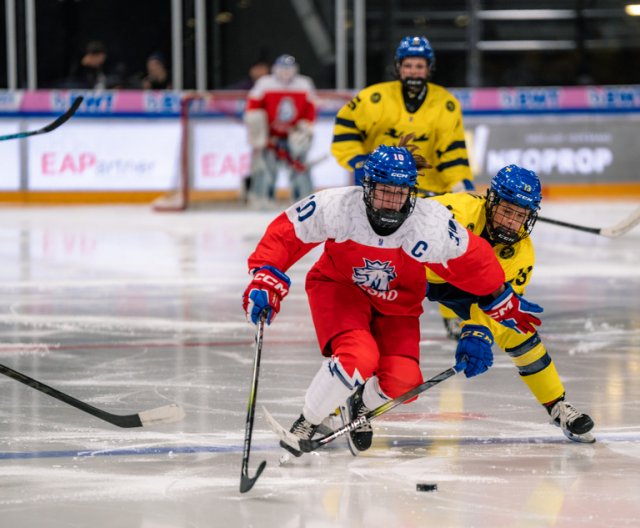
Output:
[426,165,596,443]
[331,36,473,195]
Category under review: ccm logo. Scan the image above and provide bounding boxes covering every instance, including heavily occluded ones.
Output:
[490,299,513,318]
[254,272,289,295]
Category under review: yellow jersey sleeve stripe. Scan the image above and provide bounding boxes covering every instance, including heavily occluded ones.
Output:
[335,117,358,129]
[333,133,364,143]
[437,140,467,158]
[436,158,470,172]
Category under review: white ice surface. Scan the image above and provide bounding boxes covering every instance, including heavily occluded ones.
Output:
[0,200,638,527]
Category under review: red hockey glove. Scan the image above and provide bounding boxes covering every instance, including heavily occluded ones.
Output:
[479,283,543,334]
[242,265,291,325]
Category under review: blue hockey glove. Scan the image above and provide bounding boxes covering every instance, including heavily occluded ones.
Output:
[479,283,543,334]
[456,324,494,378]
[242,265,291,325]
[348,154,368,186]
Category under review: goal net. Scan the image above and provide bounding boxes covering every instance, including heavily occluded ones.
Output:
[151,92,244,211]
[151,90,352,212]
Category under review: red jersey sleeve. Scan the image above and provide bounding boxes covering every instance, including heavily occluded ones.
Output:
[426,230,505,296]
[247,213,321,272]
[301,96,317,123]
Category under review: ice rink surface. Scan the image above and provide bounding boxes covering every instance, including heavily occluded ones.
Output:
[0,199,638,528]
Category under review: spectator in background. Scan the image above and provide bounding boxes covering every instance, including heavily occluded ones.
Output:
[243,54,317,209]
[59,40,124,89]
[140,52,171,90]
[227,59,270,90]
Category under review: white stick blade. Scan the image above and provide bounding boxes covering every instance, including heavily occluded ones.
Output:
[601,207,640,237]
[139,403,186,426]
[262,406,301,451]
[152,192,187,212]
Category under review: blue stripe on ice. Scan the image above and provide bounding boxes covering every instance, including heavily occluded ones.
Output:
[0,433,637,460]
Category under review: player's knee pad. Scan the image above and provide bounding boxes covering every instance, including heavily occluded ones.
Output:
[520,361,564,405]
[290,172,313,201]
[376,355,423,399]
[330,329,380,381]
[505,333,552,376]
[244,109,268,149]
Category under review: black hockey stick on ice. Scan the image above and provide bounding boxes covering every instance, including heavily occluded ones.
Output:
[0,96,84,142]
[0,362,185,428]
[264,360,467,454]
[239,313,268,493]
[538,207,640,238]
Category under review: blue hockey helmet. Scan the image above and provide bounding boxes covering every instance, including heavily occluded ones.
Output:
[486,164,542,245]
[362,145,418,234]
[363,145,418,187]
[395,36,435,68]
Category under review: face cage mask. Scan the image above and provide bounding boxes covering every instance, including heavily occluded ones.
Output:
[363,181,417,233]
[485,191,538,245]
[400,76,427,96]
[273,66,297,84]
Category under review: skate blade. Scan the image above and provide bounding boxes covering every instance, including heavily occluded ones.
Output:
[338,403,360,457]
[563,429,596,444]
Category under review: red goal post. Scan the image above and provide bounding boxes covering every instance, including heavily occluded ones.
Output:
[151,90,353,212]
[151,92,211,212]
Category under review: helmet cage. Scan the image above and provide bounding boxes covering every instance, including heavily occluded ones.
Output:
[272,54,298,83]
[394,36,435,88]
[361,145,418,232]
[485,164,542,245]
[485,189,538,245]
[363,179,417,232]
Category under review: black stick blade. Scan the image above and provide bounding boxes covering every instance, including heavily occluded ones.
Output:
[0,363,185,429]
[0,96,84,142]
[40,96,84,133]
[239,460,267,493]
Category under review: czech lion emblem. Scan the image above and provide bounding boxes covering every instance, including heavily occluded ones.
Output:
[352,259,397,291]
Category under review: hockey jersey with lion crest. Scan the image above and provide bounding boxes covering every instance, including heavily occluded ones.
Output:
[247,187,505,318]
[331,80,472,194]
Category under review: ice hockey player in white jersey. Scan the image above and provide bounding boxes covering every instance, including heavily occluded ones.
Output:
[242,144,544,456]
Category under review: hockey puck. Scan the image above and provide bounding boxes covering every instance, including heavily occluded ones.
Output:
[416,483,438,492]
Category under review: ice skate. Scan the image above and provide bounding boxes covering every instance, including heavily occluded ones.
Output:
[548,400,595,444]
[443,316,463,341]
[279,414,318,457]
[339,386,373,455]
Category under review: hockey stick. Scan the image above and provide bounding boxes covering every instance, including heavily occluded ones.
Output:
[538,207,640,238]
[270,144,329,173]
[239,313,268,493]
[0,96,84,142]
[0,362,185,428]
[263,360,467,454]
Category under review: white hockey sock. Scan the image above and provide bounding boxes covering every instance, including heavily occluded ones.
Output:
[362,376,391,410]
[302,358,363,425]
